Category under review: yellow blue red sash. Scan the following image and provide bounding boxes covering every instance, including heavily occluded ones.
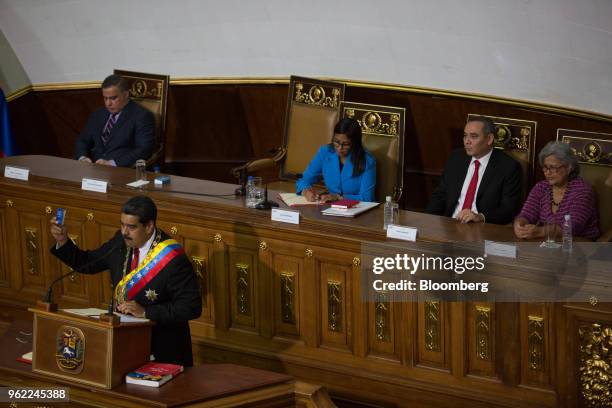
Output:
[115,239,184,302]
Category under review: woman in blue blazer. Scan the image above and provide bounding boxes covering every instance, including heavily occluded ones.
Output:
[296,118,376,202]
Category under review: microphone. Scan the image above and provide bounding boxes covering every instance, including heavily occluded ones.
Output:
[39,238,122,312]
[234,167,247,196]
[255,184,279,210]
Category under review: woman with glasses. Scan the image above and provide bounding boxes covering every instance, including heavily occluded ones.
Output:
[296,117,376,202]
[513,141,599,240]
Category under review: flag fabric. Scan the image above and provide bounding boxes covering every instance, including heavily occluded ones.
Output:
[0,88,18,157]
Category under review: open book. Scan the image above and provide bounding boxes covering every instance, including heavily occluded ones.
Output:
[278,193,320,206]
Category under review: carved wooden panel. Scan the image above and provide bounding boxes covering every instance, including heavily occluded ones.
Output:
[228,248,258,332]
[272,254,302,338]
[18,212,46,291]
[184,239,213,324]
[417,299,450,370]
[367,290,400,361]
[0,207,8,287]
[467,302,497,378]
[520,303,552,388]
[319,259,351,350]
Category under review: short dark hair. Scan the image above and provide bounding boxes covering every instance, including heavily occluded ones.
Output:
[467,116,496,136]
[121,196,157,225]
[333,117,366,176]
[101,74,129,93]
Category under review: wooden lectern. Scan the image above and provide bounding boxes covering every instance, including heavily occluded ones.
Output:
[29,308,153,389]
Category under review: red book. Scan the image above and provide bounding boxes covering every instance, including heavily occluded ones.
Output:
[330,199,359,209]
[125,362,184,387]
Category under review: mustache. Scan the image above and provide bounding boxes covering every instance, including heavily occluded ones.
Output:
[123,236,132,240]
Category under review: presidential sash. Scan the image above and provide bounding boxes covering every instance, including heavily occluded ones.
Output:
[115,239,184,302]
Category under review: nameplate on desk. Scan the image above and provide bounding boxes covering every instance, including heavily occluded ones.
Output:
[386,225,417,241]
[82,178,108,193]
[271,208,300,224]
[484,240,517,259]
[4,165,29,181]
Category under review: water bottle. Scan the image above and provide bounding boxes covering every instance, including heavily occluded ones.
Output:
[383,196,399,230]
[562,214,572,253]
[246,176,256,208]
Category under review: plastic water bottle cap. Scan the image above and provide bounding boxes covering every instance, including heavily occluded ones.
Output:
[248,176,254,181]
[386,196,392,202]
[564,214,570,221]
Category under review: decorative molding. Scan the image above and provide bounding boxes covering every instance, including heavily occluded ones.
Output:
[475,306,491,361]
[560,134,612,167]
[528,315,545,371]
[280,272,295,325]
[579,323,612,407]
[191,256,207,302]
[293,81,341,109]
[425,300,441,352]
[328,281,342,332]
[8,76,611,123]
[375,291,390,342]
[344,106,401,138]
[24,227,39,276]
[236,263,250,316]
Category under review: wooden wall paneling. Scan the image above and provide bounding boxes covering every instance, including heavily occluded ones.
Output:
[416,298,451,371]
[0,204,8,288]
[466,301,498,379]
[315,247,354,353]
[268,239,305,342]
[223,230,260,334]
[520,302,553,390]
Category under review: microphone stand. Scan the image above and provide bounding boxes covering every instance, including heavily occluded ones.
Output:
[36,270,75,312]
[234,167,247,196]
[99,282,120,325]
[255,184,279,210]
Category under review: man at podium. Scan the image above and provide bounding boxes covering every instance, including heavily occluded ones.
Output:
[49,196,202,366]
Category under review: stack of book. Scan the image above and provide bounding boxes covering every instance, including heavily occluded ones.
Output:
[125,362,184,387]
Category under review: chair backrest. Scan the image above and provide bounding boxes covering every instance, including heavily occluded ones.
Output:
[113,69,169,167]
[280,76,345,180]
[557,129,612,234]
[341,102,406,202]
[467,114,536,201]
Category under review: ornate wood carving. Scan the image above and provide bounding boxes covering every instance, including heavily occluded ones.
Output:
[236,263,250,316]
[528,316,545,371]
[425,300,441,352]
[280,272,295,325]
[24,227,39,276]
[476,305,491,361]
[328,281,342,332]
[375,291,390,342]
[579,323,612,407]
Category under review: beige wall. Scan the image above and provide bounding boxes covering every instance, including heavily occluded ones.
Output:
[0,1,611,114]
[0,29,30,96]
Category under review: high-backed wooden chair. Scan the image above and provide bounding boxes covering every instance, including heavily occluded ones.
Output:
[232,76,345,186]
[467,114,536,201]
[114,69,169,168]
[557,129,612,237]
[340,102,405,202]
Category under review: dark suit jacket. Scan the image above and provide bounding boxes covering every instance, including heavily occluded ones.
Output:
[74,100,155,167]
[425,148,522,225]
[50,230,202,366]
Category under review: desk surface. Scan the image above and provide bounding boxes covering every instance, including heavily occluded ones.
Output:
[0,320,293,407]
[1,155,518,244]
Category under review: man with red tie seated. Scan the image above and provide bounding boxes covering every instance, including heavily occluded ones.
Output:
[425,116,522,225]
[49,196,202,366]
[75,74,154,167]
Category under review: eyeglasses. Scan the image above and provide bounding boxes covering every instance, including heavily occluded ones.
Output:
[332,139,352,149]
[542,164,566,173]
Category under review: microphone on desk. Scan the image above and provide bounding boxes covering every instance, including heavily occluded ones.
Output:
[234,167,247,197]
[255,184,279,210]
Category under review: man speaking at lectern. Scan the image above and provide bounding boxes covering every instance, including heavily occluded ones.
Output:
[50,196,202,366]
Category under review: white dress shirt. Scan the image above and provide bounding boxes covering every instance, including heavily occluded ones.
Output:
[452,149,493,218]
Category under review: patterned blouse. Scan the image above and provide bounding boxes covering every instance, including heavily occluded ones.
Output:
[518,177,600,240]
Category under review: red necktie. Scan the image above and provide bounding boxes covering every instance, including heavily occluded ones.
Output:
[462,160,480,210]
[130,248,139,272]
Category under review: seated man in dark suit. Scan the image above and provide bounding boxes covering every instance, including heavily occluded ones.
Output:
[425,116,522,225]
[75,74,154,167]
